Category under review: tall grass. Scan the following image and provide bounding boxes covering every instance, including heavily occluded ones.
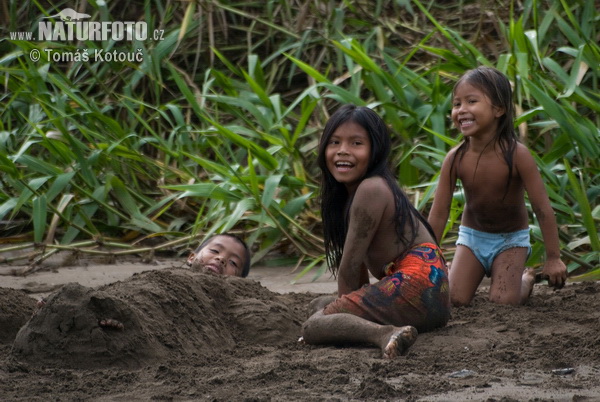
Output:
[0,0,598,275]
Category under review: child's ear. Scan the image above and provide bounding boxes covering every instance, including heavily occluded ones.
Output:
[494,106,505,118]
[186,252,196,266]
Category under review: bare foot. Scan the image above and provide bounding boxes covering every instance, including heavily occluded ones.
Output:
[99,318,124,330]
[383,326,417,359]
[522,267,536,299]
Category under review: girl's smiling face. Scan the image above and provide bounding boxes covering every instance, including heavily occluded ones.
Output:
[187,235,247,277]
[451,81,504,141]
[325,121,372,193]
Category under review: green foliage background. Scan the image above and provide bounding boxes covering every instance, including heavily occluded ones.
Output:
[1,0,598,276]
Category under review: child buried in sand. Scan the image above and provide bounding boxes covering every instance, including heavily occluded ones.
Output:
[48,233,252,331]
[300,104,451,359]
[13,234,302,368]
[100,233,251,329]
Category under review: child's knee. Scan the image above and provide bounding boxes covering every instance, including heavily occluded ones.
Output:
[449,282,475,307]
[450,292,472,307]
[488,289,520,305]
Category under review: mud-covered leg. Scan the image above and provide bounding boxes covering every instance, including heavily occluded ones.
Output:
[489,247,530,305]
[302,310,417,358]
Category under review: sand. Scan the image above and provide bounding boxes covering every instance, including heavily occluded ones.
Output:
[1,256,599,401]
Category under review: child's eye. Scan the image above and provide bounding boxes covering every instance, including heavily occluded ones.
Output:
[230,260,238,267]
[209,249,218,253]
[453,102,460,107]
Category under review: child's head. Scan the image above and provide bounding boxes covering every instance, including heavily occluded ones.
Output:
[317,104,392,186]
[453,66,515,141]
[451,66,519,199]
[186,234,251,277]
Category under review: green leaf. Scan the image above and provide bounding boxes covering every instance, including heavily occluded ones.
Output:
[32,195,47,244]
[167,183,242,202]
[285,53,330,83]
[563,159,600,251]
[262,174,283,209]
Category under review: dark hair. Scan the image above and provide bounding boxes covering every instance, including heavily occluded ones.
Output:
[194,233,251,277]
[450,67,518,198]
[317,104,436,274]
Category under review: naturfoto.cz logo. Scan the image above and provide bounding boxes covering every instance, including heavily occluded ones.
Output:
[9,7,165,42]
[9,7,165,63]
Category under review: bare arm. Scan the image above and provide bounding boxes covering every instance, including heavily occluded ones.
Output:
[428,149,458,243]
[337,177,389,296]
[516,145,567,287]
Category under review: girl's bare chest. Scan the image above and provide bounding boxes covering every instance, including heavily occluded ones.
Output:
[457,153,512,182]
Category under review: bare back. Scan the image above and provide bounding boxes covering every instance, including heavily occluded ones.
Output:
[340,177,434,285]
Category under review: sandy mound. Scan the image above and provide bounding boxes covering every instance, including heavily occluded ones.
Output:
[0,288,35,344]
[9,269,306,369]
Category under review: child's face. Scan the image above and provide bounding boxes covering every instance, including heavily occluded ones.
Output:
[325,121,371,193]
[187,236,247,277]
[451,82,504,139]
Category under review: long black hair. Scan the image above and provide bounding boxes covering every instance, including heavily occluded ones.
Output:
[317,104,436,273]
[450,67,519,198]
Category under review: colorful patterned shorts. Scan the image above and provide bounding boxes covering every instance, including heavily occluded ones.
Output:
[322,243,451,332]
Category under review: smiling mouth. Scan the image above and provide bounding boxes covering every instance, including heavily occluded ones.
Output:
[459,119,475,127]
[334,161,354,171]
[204,264,221,274]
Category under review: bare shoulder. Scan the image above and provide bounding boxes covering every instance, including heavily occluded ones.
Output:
[352,177,395,210]
[447,144,462,156]
[355,176,392,197]
[514,142,533,157]
[442,144,461,161]
[437,145,462,181]
[513,142,537,166]
[440,145,462,170]
[513,142,543,182]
